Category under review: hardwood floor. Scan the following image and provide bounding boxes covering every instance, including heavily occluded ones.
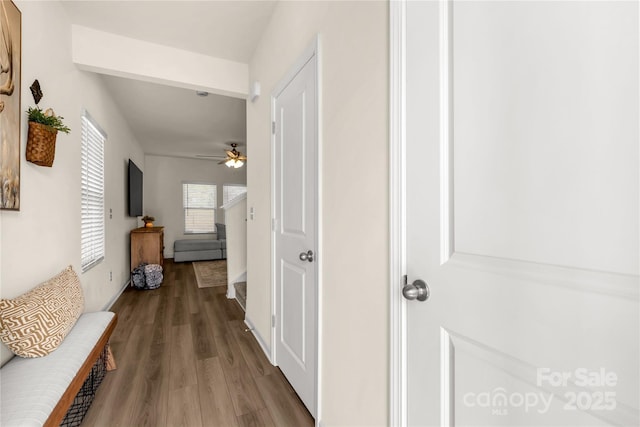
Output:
[82,260,314,427]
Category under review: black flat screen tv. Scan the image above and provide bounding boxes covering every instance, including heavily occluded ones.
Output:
[128,159,143,217]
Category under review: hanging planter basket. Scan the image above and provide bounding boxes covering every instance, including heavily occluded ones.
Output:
[26,121,58,167]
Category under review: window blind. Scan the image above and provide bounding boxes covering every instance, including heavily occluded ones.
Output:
[223,184,247,205]
[183,183,216,233]
[80,112,106,272]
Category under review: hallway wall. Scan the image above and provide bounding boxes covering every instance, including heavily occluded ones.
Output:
[0,0,145,363]
[0,0,144,309]
[246,2,389,425]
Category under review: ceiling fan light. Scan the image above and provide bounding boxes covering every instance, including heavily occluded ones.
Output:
[225,159,235,167]
[234,160,244,168]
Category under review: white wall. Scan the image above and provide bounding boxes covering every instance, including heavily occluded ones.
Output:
[0,0,145,347]
[246,2,389,425]
[223,195,247,292]
[72,25,249,99]
[144,154,246,258]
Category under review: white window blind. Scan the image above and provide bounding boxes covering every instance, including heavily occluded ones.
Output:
[80,112,106,272]
[183,183,216,233]
[223,184,247,205]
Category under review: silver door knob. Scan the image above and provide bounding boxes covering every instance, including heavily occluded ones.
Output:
[299,250,314,262]
[402,279,429,301]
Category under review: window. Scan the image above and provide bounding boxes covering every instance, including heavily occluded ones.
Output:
[80,111,106,272]
[223,184,247,206]
[183,183,217,233]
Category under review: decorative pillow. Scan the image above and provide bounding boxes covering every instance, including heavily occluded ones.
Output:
[0,266,84,357]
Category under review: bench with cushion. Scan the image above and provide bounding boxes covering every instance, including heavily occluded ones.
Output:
[173,223,226,262]
[0,266,117,427]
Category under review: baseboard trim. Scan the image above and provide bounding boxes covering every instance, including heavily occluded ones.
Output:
[103,279,130,311]
[244,316,272,363]
[227,284,235,299]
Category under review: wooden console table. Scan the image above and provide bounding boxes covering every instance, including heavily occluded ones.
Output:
[130,226,164,271]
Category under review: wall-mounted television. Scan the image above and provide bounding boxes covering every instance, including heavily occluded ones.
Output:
[128,159,143,217]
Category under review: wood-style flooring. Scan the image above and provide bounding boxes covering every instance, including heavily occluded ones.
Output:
[82,259,314,427]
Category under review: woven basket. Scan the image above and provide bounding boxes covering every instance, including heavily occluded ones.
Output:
[26,121,58,167]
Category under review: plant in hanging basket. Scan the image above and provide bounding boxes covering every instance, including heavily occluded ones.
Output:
[25,107,71,167]
[27,107,71,133]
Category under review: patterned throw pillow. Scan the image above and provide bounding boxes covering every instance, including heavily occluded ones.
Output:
[0,266,84,357]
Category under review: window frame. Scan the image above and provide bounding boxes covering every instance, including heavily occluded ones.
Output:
[222,183,247,207]
[80,110,107,273]
[183,181,217,234]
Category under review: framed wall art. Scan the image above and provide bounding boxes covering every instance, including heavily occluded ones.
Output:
[0,0,21,210]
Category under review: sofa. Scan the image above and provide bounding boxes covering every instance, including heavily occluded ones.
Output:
[173,223,226,262]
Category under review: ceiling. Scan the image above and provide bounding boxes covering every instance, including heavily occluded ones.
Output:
[61,0,278,160]
[99,75,247,159]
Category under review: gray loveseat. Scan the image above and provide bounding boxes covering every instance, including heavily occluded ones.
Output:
[173,223,226,262]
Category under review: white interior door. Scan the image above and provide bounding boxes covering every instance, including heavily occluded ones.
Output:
[401,1,639,425]
[273,52,318,417]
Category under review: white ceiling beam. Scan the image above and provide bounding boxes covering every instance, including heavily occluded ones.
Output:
[71,25,248,99]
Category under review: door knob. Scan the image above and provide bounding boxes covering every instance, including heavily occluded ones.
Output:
[402,279,429,302]
[299,250,314,262]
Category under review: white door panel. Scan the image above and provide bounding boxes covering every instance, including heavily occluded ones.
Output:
[274,52,317,417]
[281,91,307,236]
[281,260,307,366]
[402,1,639,426]
[452,1,639,275]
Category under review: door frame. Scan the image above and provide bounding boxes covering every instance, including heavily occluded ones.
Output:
[389,0,407,426]
[390,0,454,423]
[270,36,322,421]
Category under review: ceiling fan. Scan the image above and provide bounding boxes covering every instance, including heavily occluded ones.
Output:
[197,143,247,168]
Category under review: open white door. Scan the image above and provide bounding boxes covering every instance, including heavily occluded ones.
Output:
[394,1,639,425]
[272,49,318,417]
